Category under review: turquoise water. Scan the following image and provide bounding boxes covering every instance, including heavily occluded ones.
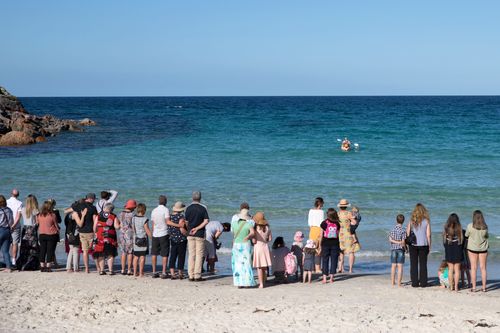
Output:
[1,96,499,272]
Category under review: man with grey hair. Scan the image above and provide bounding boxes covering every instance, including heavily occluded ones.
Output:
[185,191,209,281]
[7,189,23,267]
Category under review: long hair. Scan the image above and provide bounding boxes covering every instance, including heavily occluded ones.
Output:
[411,203,430,226]
[40,201,53,216]
[472,210,487,230]
[327,208,339,222]
[256,224,267,233]
[25,195,39,217]
[443,213,462,245]
[314,197,324,209]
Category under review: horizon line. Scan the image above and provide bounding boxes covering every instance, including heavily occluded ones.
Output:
[17,94,500,98]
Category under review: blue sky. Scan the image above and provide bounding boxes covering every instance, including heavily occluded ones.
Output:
[1,1,499,96]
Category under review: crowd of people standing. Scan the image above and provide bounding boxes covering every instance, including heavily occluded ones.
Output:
[0,188,492,292]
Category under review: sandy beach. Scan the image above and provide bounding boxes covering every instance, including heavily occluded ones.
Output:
[1,270,498,333]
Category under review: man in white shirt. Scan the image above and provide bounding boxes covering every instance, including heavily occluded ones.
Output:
[150,195,170,278]
[7,189,23,266]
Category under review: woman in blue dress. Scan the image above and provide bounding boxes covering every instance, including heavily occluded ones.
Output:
[231,208,256,287]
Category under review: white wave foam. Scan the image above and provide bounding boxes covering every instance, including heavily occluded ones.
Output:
[217,248,392,258]
[217,247,232,254]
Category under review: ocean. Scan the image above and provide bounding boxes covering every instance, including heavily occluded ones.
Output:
[1,96,499,275]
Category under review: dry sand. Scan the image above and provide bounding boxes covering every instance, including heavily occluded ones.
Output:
[0,270,499,332]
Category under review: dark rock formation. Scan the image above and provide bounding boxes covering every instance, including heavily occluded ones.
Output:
[0,86,96,146]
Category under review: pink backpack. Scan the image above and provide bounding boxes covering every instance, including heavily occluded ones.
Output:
[285,252,297,275]
[323,220,339,239]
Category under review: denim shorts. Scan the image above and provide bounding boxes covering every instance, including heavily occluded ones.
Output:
[391,249,405,264]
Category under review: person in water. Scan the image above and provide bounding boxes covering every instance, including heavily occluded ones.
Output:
[341,137,351,151]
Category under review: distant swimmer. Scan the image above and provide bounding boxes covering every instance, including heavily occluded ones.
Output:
[341,137,351,152]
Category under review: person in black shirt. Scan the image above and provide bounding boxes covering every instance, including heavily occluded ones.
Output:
[73,193,98,273]
[320,208,341,284]
[185,191,209,281]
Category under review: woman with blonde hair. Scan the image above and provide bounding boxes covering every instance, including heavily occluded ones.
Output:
[443,213,463,292]
[406,203,431,287]
[465,210,489,292]
[17,195,40,271]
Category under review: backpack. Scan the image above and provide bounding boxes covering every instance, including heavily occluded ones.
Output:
[323,220,339,239]
[285,252,297,275]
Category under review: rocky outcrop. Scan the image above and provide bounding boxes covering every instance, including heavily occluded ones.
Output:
[0,131,35,146]
[0,86,96,146]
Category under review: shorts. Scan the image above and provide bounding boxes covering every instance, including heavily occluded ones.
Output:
[151,235,170,257]
[468,249,487,254]
[204,240,216,259]
[391,249,405,264]
[11,227,21,244]
[79,233,94,251]
[133,249,149,257]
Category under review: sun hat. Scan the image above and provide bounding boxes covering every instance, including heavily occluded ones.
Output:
[305,239,316,248]
[124,199,137,210]
[238,208,251,220]
[337,199,350,208]
[253,211,268,226]
[172,201,186,212]
[294,231,305,242]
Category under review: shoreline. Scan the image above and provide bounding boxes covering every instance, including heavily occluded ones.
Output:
[1,270,499,332]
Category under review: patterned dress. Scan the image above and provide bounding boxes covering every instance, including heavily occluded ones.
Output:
[93,212,118,258]
[339,210,360,254]
[118,210,134,254]
[231,219,256,287]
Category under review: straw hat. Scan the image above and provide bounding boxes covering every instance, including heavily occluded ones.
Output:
[124,199,137,210]
[172,201,186,212]
[337,199,350,208]
[238,208,251,221]
[253,211,268,226]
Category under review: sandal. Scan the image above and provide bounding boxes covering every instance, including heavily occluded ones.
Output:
[152,273,160,279]
[121,271,127,276]
[109,271,116,276]
[161,273,168,279]
[127,271,133,276]
[99,271,106,275]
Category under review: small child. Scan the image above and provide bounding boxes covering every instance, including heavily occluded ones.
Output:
[271,236,290,284]
[438,260,450,289]
[291,231,304,281]
[350,206,361,244]
[302,240,318,283]
[389,214,406,287]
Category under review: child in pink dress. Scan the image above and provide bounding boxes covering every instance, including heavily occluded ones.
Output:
[252,212,272,288]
